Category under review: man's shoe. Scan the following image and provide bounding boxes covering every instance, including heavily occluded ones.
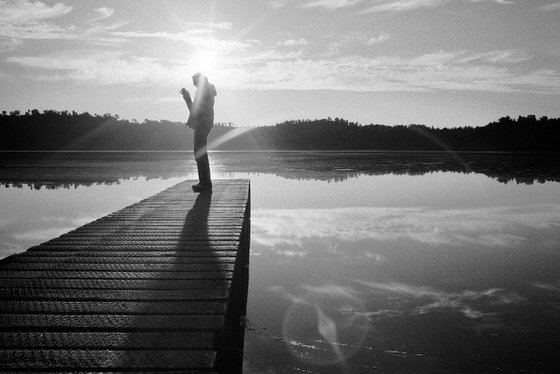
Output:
[192,183,212,192]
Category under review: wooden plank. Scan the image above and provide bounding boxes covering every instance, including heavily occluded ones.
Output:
[0,300,227,315]
[0,371,217,374]
[0,279,232,290]
[0,314,224,331]
[0,288,230,301]
[0,270,233,280]
[0,180,250,373]
[0,263,235,272]
[0,349,216,370]
[18,250,239,257]
[0,332,216,349]
[28,244,240,251]
[6,256,237,264]
[37,240,241,246]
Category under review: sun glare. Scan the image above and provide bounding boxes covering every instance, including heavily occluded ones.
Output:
[187,47,240,89]
[191,50,219,77]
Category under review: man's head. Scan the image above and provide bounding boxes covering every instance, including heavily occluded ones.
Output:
[192,72,206,87]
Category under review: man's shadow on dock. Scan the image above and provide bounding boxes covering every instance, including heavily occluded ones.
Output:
[120,188,248,373]
[177,190,248,373]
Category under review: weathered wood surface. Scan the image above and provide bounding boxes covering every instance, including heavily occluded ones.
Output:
[0,179,250,373]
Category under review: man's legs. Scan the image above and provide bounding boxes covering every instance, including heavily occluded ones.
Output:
[193,127,212,191]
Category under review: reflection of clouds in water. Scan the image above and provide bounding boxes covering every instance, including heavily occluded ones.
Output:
[355,281,525,319]
[271,284,369,366]
[532,282,560,294]
[253,204,560,250]
[0,177,184,260]
[531,282,560,313]
[300,284,360,299]
[0,242,22,258]
[6,215,97,242]
[12,227,74,242]
[0,219,14,228]
[0,214,104,259]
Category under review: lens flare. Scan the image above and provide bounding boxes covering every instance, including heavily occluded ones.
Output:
[282,286,369,366]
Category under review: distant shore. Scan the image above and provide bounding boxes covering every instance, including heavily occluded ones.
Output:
[1,111,559,152]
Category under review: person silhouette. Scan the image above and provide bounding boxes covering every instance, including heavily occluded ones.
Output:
[180,72,217,192]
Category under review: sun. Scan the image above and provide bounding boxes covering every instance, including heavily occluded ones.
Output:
[191,49,219,77]
[186,44,239,88]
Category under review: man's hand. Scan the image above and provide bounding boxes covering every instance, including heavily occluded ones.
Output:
[179,88,192,103]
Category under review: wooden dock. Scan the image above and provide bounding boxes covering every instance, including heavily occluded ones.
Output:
[0,179,251,374]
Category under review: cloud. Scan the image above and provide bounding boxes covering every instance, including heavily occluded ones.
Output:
[6,50,188,85]
[252,204,560,250]
[12,227,74,241]
[7,37,560,94]
[301,284,360,298]
[532,282,560,294]
[302,0,362,10]
[0,21,76,40]
[359,0,449,14]
[267,0,293,8]
[154,96,178,104]
[190,22,233,30]
[90,7,114,22]
[356,0,513,13]
[276,38,308,47]
[367,34,390,44]
[0,0,72,23]
[541,2,560,10]
[114,22,231,38]
[457,50,531,64]
[470,0,513,4]
[0,0,75,42]
[112,30,251,52]
[0,36,23,52]
[0,2,125,46]
[329,32,390,53]
[247,50,560,93]
[355,281,525,319]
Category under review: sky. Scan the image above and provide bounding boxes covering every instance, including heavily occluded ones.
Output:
[1,0,559,127]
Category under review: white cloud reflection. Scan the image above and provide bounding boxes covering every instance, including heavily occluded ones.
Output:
[252,204,560,251]
[531,282,560,295]
[541,2,560,10]
[12,227,73,242]
[355,281,525,319]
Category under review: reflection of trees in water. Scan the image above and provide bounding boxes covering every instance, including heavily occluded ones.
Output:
[0,152,192,189]
[1,179,167,190]
[1,152,560,188]
[236,152,560,185]
[270,171,560,185]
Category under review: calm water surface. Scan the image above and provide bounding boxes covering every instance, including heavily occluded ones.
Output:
[1,151,560,373]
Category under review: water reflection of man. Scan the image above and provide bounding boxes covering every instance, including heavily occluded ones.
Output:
[180,72,217,192]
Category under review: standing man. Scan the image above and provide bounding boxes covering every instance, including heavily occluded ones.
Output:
[180,72,217,192]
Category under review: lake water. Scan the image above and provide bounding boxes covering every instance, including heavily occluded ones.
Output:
[1,151,560,373]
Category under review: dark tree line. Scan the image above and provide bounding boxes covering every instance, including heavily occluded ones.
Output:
[1,110,558,151]
[0,110,238,150]
[233,115,559,151]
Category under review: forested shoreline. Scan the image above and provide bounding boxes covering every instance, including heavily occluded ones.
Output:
[1,110,559,151]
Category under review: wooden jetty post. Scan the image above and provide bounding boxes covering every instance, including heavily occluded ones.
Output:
[0,179,250,374]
